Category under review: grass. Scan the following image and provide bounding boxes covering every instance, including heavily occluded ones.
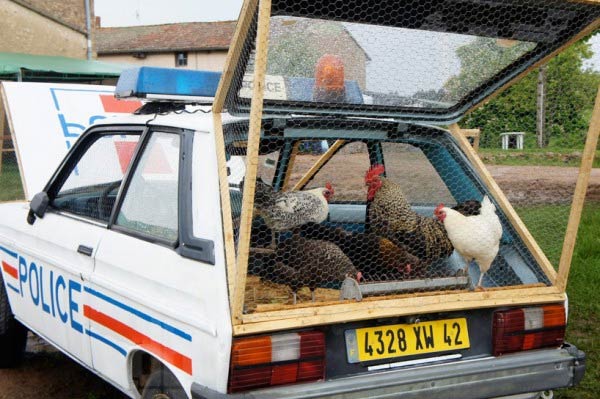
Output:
[478,147,600,168]
[0,162,24,201]
[518,203,600,398]
[516,204,571,265]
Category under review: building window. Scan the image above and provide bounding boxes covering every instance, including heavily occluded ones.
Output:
[175,52,188,67]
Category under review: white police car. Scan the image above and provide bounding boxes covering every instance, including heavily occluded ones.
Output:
[1,0,598,398]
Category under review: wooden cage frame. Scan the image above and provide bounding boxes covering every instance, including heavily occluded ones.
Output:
[212,0,600,335]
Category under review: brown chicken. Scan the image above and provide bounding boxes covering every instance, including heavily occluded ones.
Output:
[298,222,420,280]
[262,233,362,303]
[365,164,454,265]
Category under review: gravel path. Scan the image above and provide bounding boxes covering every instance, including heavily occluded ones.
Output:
[488,165,600,204]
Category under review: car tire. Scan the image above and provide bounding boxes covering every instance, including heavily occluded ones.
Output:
[0,272,28,368]
[142,366,187,399]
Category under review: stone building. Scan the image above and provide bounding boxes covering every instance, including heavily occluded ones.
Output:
[95,21,236,71]
[0,0,92,59]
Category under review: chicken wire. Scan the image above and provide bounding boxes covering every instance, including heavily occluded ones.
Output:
[225,119,562,311]
[221,0,600,312]
[0,108,24,202]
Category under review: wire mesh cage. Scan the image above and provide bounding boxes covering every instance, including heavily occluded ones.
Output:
[0,107,24,202]
[225,119,562,312]
[216,0,600,318]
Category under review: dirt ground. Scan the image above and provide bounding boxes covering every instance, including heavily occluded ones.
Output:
[1,162,599,399]
[0,334,127,399]
[488,164,600,204]
[278,150,600,205]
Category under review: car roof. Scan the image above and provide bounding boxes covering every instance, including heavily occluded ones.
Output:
[91,105,218,132]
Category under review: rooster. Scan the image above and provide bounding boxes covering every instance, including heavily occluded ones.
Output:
[434,196,503,289]
[252,179,334,247]
[270,234,362,303]
[298,222,420,280]
[365,164,454,265]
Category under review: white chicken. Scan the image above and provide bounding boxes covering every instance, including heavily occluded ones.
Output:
[434,196,502,289]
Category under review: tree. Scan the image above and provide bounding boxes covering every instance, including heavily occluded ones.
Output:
[267,35,321,78]
[454,35,600,148]
[444,37,535,102]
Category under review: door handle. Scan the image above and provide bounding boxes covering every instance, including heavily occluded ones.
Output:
[77,245,94,257]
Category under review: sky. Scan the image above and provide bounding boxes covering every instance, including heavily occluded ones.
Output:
[94,0,600,74]
[94,0,244,26]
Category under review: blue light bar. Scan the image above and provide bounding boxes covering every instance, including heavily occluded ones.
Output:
[115,67,221,100]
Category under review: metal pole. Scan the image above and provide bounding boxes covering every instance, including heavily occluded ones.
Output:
[536,66,546,148]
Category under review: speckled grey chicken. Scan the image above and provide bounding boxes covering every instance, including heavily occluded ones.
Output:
[365,164,454,265]
[252,179,334,246]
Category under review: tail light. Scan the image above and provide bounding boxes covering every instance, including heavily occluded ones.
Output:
[493,304,566,356]
[228,331,326,393]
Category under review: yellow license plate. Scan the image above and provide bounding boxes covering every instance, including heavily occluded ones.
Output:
[345,318,470,363]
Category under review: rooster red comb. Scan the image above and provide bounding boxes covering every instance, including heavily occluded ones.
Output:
[325,182,334,193]
[365,164,385,183]
[434,203,445,214]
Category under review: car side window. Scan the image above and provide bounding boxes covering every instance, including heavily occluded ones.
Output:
[115,132,181,244]
[52,134,140,222]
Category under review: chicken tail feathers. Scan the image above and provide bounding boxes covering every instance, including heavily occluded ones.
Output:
[481,195,496,213]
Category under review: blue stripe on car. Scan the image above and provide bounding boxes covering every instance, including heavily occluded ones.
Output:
[86,329,127,356]
[0,245,18,259]
[83,286,192,342]
[5,283,19,294]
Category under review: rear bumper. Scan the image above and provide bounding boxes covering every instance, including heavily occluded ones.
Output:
[192,344,585,399]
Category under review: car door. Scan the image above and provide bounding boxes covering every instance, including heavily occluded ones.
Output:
[88,128,194,390]
[88,127,231,394]
[7,126,142,367]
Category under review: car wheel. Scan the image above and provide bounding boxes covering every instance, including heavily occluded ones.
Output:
[0,272,28,368]
[142,366,187,399]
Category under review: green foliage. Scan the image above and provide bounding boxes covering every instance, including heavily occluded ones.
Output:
[444,38,536,102]
[0,161,24,201]
[267,35,321,78]
[459,35,600,148]
[267,21,347,78]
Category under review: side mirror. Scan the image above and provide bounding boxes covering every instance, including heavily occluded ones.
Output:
[27,192,49,225]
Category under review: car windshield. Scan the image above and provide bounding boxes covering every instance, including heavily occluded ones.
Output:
[240,16,536,109]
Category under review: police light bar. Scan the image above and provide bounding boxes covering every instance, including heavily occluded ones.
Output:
[115,67,221,102]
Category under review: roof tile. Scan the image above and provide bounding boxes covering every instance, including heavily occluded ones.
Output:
[95,21,236,53]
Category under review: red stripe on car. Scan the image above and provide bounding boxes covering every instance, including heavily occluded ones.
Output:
[83,305,192,374]
[2,261,18,279]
